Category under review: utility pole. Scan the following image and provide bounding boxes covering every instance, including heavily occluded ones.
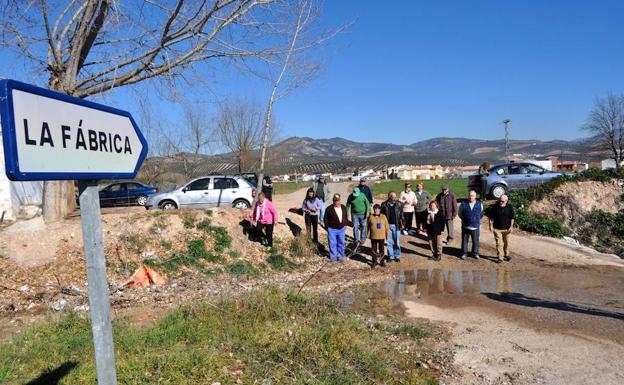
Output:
[503,119,511,162]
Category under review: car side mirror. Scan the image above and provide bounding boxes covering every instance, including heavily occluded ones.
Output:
[182,187,188,193]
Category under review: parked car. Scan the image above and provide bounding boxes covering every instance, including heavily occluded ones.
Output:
[146,175,255,210]
[237,172,258,188]
[98,182,158,207]
[468,162,573,199]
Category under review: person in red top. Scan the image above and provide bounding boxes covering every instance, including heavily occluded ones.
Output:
[252,192,279,250]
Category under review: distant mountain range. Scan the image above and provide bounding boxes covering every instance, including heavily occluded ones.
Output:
[145,135,606,179]
[264,135,604,165]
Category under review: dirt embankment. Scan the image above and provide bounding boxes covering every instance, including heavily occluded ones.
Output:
[529,180,624,225]
[0,207,318,317]
[528,179,624,256]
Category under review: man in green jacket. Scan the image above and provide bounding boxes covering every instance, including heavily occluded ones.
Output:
[347,187,370,243]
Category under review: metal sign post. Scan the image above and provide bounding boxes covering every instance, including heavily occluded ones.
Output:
[0,79,148,385]
[78,180,117,385]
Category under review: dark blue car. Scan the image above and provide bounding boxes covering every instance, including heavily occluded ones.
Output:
[99,182,158,207]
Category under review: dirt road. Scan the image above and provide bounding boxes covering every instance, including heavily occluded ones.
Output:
[277,182,624,385]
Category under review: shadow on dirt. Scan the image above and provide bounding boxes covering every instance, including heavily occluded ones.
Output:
[484,292,624,320]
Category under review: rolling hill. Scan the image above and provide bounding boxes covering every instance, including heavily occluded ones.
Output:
[141,135,606,182]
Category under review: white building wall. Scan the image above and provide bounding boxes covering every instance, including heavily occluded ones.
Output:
[1,124,44,220]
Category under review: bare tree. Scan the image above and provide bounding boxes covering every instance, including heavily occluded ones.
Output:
[584,93,624,169]
[137,156,167,186]
[163,106,214,180]
[1,0,301,222]
[255,0,340,194]
[216,98,263,173]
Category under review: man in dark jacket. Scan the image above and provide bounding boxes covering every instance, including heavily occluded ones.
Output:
[435,184,458,242]
[381,191,404,262]
[487,194,515,263]
[323,193,349,262]
[414,183,432,233]
[458,190,483,260]
[261,175,273,201]
[312,176,330,222]
[358,178,373,204]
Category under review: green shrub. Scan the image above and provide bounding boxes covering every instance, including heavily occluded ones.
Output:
[195,218,212,232]
[187,238,209,260]
[182,217,195,229]
[514,211,566,238]
[207,226,232,252]
[181,211,197,229]
[288,236,316,258]
[267,253,301,271]
[584,210,624,257]
[225,260,259,277]
[375,322,430,340]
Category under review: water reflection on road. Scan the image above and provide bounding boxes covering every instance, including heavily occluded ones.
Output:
[384,268,512,302]
[339,268,515,312]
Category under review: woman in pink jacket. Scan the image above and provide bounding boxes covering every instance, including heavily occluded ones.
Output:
[252,192,279,250]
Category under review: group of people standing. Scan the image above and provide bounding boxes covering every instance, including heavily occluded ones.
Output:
[300,177,516,266]
[249,175,516,266]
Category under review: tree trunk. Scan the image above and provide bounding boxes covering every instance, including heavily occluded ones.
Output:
[42,180,76,222]
[256,99,275,196]
[41,79,77,223]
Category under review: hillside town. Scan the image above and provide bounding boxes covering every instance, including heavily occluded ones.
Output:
[272,155,616,183]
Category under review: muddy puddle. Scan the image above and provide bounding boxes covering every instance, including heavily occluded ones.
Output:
[339,265,624,341]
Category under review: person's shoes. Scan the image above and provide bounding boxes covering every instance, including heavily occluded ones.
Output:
[394,258,401,263]
[504,255,512,261]
[496,258,503,264]
[372,256,378,268]
[460,254,467,260]
[474,254,480,260]
[380,258,387,267]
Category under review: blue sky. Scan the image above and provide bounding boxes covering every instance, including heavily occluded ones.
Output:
[2,0,624,148]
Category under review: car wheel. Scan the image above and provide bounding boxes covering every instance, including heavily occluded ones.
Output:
[136,195,148,206]
[232,199,250,209]
[490,184,507,199]
[159,200,177,210]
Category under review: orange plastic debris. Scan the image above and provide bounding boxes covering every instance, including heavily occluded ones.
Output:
[123,265,166,288]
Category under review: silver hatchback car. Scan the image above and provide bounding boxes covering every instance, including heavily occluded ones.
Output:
[146,175,256,210]
[468,162,572,199]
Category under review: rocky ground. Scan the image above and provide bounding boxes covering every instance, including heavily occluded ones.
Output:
[1,182,623,385]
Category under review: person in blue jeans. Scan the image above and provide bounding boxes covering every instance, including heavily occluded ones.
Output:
[323,193,349,262]
[380,191,404,262]
[459,190,483,259]
[346,187,370,244]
